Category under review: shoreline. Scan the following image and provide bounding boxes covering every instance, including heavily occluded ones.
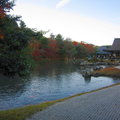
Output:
[1,82,120,120]
[91,67,120,77]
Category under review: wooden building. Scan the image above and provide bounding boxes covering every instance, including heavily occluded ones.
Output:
[105,38,120,58]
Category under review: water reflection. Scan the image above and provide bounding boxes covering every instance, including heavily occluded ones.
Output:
[0,75,29,96]
[83,76,91,83]
[0,61,120,110]
[32,61,77,77]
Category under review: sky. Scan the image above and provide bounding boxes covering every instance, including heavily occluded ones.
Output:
[10,0,120,46]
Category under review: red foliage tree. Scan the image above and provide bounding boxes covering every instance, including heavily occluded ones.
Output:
[80,41,95,54]
[46,38,59,59]
[0,0,14,39]
[30,40,41,49]
[0,0,13,18]
[73,41,79,46]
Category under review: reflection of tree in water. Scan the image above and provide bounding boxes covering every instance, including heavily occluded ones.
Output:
[32,61,77,77]
[0,61,78,99]
[79,66,92,83]
[0,74,29,97]
[83,76,91,83]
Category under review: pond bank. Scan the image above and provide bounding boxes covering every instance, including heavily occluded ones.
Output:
[1,83,120,120]
[27,83,120,120]
[2,61,119,111]
[91,67,120,77]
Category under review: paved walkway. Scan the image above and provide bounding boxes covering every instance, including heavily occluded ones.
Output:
[27,85,120,120]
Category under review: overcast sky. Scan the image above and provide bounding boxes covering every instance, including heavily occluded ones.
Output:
[10,0,120,45]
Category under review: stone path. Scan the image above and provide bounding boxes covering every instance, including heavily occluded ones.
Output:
[27,85,120,120]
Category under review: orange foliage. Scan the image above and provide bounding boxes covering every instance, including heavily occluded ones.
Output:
[97,67,120,73]
[29,40,42,60]
[32,49,41,56]
[45,39,59,58]
[93,67,120,77]
[48,39,58,50]
[80,41,95,53]
[29,41,40,49]
[73,41,78,46]
[0,34,4,39]
[29,38,96,61]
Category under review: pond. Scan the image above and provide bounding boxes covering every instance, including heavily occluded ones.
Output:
[0,61,120,110]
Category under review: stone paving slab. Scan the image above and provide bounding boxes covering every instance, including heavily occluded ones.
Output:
[27,85,120,120]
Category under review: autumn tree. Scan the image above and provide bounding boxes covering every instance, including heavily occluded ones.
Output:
[0,0,33,76]
[30,32,96,61]
[80,41,96,56]
[0,0,14,18]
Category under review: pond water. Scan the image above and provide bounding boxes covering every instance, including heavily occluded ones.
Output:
[0,61,120,110]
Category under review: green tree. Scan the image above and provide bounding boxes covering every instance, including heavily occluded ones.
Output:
[55,34,64,47]
[0,1,32,76]
[55,34,65,57]
[75,44,88,58]
[20,20,26,29]
[64,40,76,58]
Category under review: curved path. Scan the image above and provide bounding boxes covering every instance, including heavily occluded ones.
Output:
[27,85,120,120]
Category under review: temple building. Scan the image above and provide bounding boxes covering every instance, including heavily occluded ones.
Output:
[105,38,120,58]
